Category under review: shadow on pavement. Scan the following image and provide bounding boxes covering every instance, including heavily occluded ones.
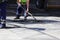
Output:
[5,19,60,30]
[7,19,60,24]
[4,26,46,31]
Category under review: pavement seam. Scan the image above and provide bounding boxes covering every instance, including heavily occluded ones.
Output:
[40,31,60,40]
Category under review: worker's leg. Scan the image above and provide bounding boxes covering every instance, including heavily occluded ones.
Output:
[22,5,28,20]
[0,7,2,28]
[1,3,6,28]
[15,5,23,19]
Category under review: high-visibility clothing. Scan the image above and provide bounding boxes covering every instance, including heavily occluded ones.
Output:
[19,0,27,5]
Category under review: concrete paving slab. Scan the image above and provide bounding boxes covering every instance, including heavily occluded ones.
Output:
[42,30,60,40]
[0,16,60,40]
[0,28,57,40]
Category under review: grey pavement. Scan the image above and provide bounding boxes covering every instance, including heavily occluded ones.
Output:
[0,16,60,40]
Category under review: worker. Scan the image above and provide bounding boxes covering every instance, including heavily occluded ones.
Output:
[14,0,30,20]
[0,0,7,28]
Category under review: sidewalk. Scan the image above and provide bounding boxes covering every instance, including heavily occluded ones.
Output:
[0,16,60,40]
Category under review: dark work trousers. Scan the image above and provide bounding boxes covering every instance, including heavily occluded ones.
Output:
[16,4,27,18]
[0,2,7,28]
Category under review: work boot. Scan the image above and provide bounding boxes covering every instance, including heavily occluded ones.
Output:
[24,17,27,21]
[2,23,6,28]
[0,19,2,28]
[1,20,6,28]
[24,15,28,21]
[14,15,20,19]
[24,12,28,20]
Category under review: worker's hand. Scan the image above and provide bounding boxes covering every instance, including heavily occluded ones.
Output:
[17,3,21,7]
[26,9,29,13]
